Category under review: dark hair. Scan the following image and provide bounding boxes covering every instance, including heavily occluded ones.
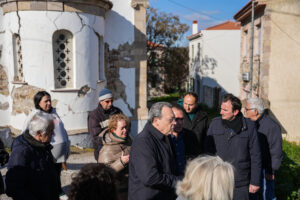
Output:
[184,92,199,103]
[34,91,51,110]
[222,93,241,112]
[68,163,118,200]
[172,104,184,112]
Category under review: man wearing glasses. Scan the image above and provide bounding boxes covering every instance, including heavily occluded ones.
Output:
[245,98,282,200]
[88,88,122,160]
[170,105,200,176]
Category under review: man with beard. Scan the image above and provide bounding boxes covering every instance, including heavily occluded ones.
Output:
[170,105,200,176]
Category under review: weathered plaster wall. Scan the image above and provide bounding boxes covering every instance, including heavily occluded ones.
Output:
[1,10,106,131]
[268,0,300,142]
[0,1,149,139]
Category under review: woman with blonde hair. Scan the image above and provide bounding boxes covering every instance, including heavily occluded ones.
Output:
[98,113,132,199]
[176,155,235,200]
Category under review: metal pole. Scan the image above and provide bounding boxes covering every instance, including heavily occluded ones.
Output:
[249,0,255,98]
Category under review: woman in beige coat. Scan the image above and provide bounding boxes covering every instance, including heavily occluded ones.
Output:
[98,113,132,199]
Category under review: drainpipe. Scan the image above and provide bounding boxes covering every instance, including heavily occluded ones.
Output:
[249,0,255,98]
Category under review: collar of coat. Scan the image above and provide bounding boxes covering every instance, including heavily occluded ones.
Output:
[100,128,132,145]
[23,130,53,150]
[146,122,169,141]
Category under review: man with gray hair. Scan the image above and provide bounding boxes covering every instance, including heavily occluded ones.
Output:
[6,112,60,200]
[129,102,180,200]
[245,98,282,200]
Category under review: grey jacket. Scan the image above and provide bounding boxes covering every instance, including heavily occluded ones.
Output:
[256,113,282,174]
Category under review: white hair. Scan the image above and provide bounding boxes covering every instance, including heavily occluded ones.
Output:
[28,112,54,137]
[247,98,265,114]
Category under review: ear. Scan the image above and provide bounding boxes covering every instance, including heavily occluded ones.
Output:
[233,109,239,117]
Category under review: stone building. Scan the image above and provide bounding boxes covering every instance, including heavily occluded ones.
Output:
[234,0,300,142]
[0,0,149,143]
[187,20,241,108]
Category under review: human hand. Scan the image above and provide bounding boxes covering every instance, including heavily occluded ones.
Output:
[249,184,260,193]
[266,173,275,181]
[121,151,130,165]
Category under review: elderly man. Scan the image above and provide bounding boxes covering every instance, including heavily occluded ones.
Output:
[88,88,122,160]
[129,102,180,200]
[171,105,200,176]
[179,92,208,151]
[245,98,282,200]
[6,112,60,200]
[205,94,261,200]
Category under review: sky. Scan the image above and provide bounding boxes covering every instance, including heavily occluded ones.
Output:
[149,0,250,46]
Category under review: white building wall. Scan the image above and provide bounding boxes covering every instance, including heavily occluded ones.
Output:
[0,1,146,140]
[0,10,106,130]
[201,30,241,96]
[189,30,240,106]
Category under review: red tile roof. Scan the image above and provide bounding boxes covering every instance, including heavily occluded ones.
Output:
[147,41,164,48]
[205,20,240,30]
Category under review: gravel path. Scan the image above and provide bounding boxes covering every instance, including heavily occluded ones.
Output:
[0,151,95,200]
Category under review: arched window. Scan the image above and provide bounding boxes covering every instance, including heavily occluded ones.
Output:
[53,30,73,88]
[12,34,23,81]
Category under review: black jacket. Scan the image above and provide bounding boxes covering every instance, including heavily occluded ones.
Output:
[179,128,201,161]
[129,122,180,200]
[88,104,122,158]
[205,116,261,187]
[256,113,282,174]
[5,131,59,200]
[182,106,208,151]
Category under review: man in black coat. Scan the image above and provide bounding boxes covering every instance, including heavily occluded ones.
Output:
[170,105,200,176]
[245,98,282,200]
[205,94,261,200]
[6,112,60,200]
[88,88,122,160]
[129,102,180,200]
[179,92,208,152]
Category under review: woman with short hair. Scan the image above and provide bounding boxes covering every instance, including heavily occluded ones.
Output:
[98,113,132,199]
[176,155,235,200]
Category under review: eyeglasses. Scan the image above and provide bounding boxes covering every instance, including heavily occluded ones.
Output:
[175,118,184,121]
[245,108,255,112]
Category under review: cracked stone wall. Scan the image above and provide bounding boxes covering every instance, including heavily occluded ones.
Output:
[11,85,43,115]
[0,0,148,136]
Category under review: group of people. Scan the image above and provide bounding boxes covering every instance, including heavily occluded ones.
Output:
[2,88,282,200]
[85,89,282,200]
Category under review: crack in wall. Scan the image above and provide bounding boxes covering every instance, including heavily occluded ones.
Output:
[74,12,100,37]
[45,11,62,30]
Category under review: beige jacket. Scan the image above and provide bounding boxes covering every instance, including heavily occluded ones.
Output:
[98,128,132,172]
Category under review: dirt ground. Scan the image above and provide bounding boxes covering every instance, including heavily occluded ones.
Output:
[0,151,95,200]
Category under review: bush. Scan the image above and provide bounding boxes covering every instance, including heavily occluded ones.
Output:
[276,140,300,200]
[148,92,181,103]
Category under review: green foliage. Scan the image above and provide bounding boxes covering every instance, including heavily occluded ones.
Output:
[148,92,180,103]
[147,7,189,93]
[276,140,300,200]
